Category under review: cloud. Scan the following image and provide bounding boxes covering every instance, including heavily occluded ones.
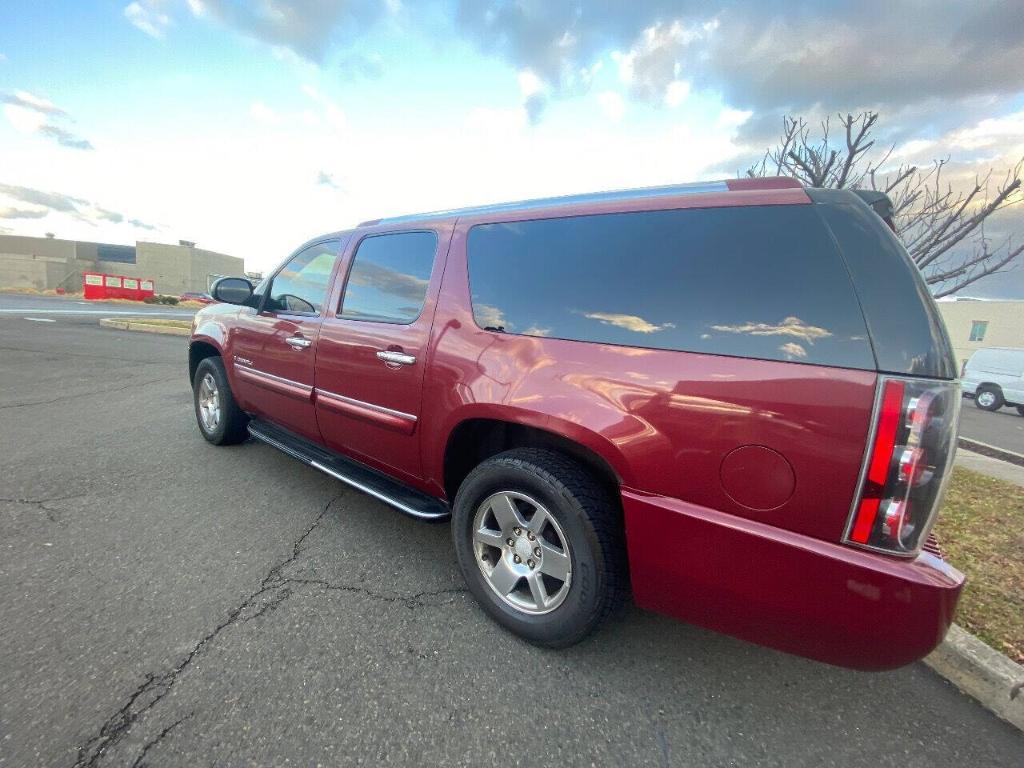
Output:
[316,170,339,188]
[36,124,94,150]
[0,207,49,220]
[347,260,428,302]
[124,1,172,39]
[187,0,386,62]
[453,2,1024,121]
[779,342,807,359]
[0,182,157,231]
[1,90,93,150]
[710,316,832,344]
[583,311,674,334]
[1,90,68,117]
[473,303,509,330]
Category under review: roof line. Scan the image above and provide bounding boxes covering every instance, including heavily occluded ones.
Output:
[358,177,800,227]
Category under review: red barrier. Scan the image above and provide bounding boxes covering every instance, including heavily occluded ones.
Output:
[82,272,156,301]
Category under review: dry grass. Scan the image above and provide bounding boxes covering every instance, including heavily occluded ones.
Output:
[934,467,1024,663]
[0,286,82,297]
[114,318,193,330]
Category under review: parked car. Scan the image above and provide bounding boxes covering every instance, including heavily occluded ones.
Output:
[180,291,215,304]
[188,177,963,670]
[961,347,1024,415]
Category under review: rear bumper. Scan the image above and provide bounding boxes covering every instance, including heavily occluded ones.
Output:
[623,489,964,671]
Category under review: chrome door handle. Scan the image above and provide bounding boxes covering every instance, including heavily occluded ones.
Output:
[285,336,312,349]
[376,350,416,366]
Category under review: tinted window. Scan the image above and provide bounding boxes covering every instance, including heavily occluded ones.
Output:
[266,242,338,314]
[340,231,437,323]
[467,205,875,368]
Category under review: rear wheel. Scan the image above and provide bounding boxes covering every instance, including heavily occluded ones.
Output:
[193,356,249,445]
[452,448,626,648]
[975,386,1004,411]
[1017,405,1024,417]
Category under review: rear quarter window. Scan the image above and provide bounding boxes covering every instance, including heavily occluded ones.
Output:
[467,205,875,369]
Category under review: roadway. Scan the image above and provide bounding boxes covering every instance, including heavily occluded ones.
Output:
[0,300,1021,767]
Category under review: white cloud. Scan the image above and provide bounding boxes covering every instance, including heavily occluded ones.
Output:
[3,104,46,135]
[518,70,543,98]
[186,0,205,17]
[301,84,346,132]
[249,101,280,125]
[124,1,172,39]
[596,91,625,122]
[664,80,690,108]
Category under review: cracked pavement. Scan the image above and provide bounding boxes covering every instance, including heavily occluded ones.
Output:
[1,301,1023,767]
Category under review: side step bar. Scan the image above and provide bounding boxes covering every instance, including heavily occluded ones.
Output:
[247,419,450,522]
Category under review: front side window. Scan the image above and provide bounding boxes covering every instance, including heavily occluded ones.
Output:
[467,205,875,369]
[265,242,338,314]
[340,231,437,323]
[969,320,988,342]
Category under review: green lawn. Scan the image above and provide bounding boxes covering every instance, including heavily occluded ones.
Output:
[934,467,1024,663]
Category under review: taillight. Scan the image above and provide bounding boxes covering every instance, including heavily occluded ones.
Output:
[845,377,960,556]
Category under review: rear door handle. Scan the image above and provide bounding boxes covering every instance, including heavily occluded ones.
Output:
[376,350,416,366]
[285,336,312,349]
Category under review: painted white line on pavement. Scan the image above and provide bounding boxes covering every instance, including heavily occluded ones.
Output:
[25,317,57,322]
[0,309,193,317]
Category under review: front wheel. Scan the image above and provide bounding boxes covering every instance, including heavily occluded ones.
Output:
[452,448,626,648]
[193,356,249,445]
[975,386,1004,411]
[1017,405,1024,417]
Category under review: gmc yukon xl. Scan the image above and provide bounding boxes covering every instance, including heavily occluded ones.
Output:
[188,177,963,669]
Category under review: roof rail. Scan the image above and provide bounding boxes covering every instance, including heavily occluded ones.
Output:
[358,177,801,227]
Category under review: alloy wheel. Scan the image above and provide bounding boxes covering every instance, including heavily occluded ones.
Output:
[472,491,572,615]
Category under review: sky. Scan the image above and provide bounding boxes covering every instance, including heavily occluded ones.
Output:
[0,0,1022,294]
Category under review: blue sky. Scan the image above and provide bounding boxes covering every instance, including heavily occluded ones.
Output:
[1,1,1022,294]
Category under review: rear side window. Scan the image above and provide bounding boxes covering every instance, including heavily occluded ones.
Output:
[467,205,875,368]
[340,231,437,324]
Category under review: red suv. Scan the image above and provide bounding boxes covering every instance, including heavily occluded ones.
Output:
[189,177,963,670]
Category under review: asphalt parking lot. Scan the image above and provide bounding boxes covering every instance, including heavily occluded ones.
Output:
[1,301,1022,767]
[958,401,1024,455]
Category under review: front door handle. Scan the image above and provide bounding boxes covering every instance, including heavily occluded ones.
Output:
[285,336,312,349]
[376,350,416,366]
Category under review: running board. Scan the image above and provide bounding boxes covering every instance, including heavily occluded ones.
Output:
[247,419,450,522]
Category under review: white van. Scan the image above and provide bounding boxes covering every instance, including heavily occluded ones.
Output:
[961,347,1024,415]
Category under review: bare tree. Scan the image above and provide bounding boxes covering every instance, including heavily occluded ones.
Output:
[747,112,1024,297]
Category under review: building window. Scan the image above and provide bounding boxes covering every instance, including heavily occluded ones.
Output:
[969,320,988,342]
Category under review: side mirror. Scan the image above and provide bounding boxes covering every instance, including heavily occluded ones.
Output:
[211,277,255,306]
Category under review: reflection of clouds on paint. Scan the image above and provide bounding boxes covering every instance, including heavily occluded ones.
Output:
[583,311,675,334]
[523,325,551,337]
[779,342,807,358]
[710,316,831,344]
[348,260,428,302]
[474,302,510,330]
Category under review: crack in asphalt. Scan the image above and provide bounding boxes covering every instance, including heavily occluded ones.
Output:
[0,494,82,526]
[129,713,194,768]
[70,493,466,767]
[0,376,175,410]
[70,496,339,768]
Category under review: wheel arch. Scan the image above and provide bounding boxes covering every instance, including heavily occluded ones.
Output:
[441,415,626,503]
[188,337,223,384]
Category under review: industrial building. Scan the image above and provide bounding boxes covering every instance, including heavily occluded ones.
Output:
[0,234,244,296]
[937,299,1024,367]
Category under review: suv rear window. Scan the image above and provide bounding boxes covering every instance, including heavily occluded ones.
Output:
[467,205,875,369]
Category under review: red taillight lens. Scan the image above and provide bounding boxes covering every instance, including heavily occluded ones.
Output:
[846,377,960,555]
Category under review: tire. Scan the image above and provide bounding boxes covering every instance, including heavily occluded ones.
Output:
[1017,406,1024,417]
[192,356,249,445]
[974,386,1004,411]
[452,448,626,648]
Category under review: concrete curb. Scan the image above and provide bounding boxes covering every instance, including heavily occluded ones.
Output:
[99,318,191,336]
[924,624,1024,731]
[957,437,1024,468]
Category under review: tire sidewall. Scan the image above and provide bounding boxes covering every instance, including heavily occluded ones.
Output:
[452,457,606,646]
[975,386,1003,411]
[193,357,231,443]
